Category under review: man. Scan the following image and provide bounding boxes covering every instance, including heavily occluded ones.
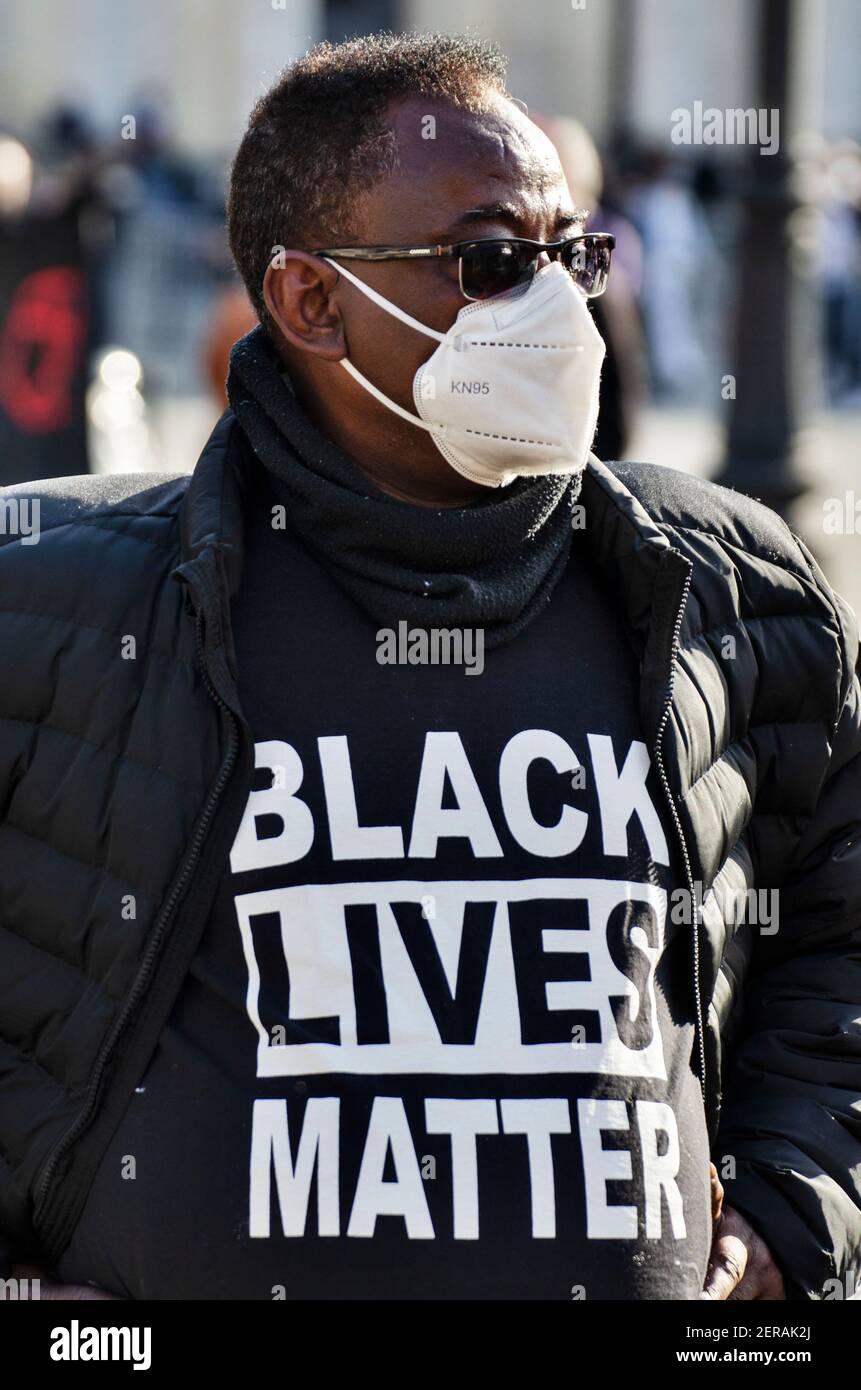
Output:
[1,32,860,1302]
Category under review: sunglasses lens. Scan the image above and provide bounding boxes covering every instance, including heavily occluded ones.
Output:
[460,241,537,299]
[562,235,614,297]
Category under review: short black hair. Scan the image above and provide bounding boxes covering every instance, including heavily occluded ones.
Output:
[227,31,509,340]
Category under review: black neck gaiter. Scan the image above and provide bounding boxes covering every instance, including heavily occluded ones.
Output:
[226,325,581,650]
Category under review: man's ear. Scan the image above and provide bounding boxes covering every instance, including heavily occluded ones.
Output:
[262,251,346,360]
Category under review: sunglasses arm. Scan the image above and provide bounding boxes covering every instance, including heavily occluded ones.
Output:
[311,246,454,261]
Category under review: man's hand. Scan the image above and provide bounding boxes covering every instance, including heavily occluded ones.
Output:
[701,1166,786,1300]
[7,1262,120,1300]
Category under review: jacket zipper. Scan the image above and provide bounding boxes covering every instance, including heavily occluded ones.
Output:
[34,599,239,1226]
[650,563,707,1103]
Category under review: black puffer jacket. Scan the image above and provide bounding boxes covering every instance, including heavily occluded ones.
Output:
[1,412,860,1298]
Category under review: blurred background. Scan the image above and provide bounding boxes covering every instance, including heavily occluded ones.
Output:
[0,0,859,613]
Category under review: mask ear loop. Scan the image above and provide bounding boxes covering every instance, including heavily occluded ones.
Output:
[324,256,444,431]
[325,257,447,342]
[339,357,436,431]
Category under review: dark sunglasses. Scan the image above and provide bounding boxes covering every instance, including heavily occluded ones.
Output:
[311,232,616,302]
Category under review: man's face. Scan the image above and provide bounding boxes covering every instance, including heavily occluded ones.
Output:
[331,91,580,417]
[265,89,582,503]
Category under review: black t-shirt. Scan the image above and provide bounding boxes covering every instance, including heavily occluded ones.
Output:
[58,468,711,1300]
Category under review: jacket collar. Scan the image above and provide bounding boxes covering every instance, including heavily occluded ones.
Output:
[179,416,679,603]
[178,410,250,598]
[579,452,694,748]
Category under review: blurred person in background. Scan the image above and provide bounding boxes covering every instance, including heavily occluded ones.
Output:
[819,141,861,402]
[533,113,646,461]
[1,32,860,1305]
[625,148,716,401]
[0,125,99,482]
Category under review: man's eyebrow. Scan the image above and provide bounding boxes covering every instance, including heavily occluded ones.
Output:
[453,201,526,229]
[442,202,590,236]
[554,207,590,229]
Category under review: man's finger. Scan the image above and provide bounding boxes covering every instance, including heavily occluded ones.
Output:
[39,1283,119,1301]
[709,1162,724,1225]
[700,1233,749,1300]
[8,1262,119,1301]
[728,1249,786,1301]
[727,1265,761,1300]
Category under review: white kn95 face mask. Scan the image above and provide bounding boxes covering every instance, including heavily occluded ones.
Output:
[327,257,606,488]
